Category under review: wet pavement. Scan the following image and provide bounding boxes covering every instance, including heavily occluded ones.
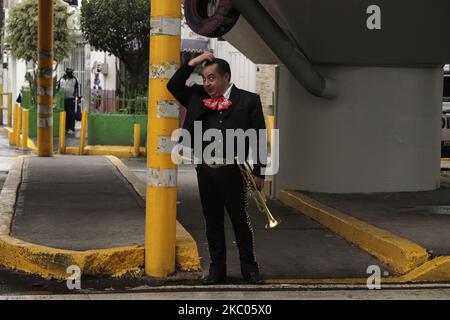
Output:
[0,265,202,296]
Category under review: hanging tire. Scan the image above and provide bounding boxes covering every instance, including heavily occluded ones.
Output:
[184,0,240,38]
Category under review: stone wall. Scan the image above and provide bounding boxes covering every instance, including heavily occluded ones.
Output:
[256,64,276,115]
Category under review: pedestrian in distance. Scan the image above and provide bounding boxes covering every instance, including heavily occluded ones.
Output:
[57,68,80,135]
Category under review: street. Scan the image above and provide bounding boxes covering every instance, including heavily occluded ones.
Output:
[2,283,450,300]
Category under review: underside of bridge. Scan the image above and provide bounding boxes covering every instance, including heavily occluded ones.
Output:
[198,0,450,193]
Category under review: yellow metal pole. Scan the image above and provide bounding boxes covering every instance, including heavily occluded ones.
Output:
[79,111,87,155]
[22,109,29,149]
[10,104,18,145]
[15,107,22,147]
[0,87,3,125]
[59,112,66,154]
[37,0,54,157]
[133,123,141,157]
[146,0,181,277]
[7,93,12,128]
[265,115,275,148]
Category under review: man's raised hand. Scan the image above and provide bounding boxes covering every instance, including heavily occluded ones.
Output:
[188,52,216,67]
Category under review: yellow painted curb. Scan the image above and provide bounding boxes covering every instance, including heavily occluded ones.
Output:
[27,138,37,152]
[0,235,144,280]
[65,145,146,158]
[106,156,202,272]
[5,127,14,145]
[279,190,429,275]
[398,257,450,283]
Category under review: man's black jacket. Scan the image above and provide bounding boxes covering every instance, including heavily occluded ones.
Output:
[167,63,267,177]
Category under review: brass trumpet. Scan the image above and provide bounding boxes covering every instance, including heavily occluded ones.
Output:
[237,161,281,229]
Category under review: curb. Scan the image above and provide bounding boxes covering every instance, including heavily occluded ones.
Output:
[0,234,144,280]
[0,127,37,152]
[65,146,146,158]
[398,257,450,283]
[3,127,14,145]
[278,190,430,275]
[0,155,200,280]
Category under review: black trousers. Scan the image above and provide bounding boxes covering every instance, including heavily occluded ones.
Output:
[196,164,259,276]
[64,98,76,131]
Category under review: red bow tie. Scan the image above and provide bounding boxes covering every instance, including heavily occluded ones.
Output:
[203,96,233,111]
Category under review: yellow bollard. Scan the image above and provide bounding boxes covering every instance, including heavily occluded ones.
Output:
[37,0,54,157]
[79,111,88,155]
[0,86,3,125]
[59,112,66,154]
[133,123,141,157]
[265,115,275,148]
[15,107,22,147]
[22,109,29,149]
[146,0,181,277]
[10,104,19,145]
[7,93,12,128]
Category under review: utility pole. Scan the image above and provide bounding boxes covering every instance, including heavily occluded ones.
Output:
[0,0,4,124]
[146,0,181,277]
[37,0,54,157]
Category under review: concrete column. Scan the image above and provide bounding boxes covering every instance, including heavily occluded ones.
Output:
[275,65,443,194]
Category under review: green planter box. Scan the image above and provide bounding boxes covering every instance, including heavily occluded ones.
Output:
[88,113,148,147]
[27,110,62,138]
[21,90,64,108]
[21,90,32,108]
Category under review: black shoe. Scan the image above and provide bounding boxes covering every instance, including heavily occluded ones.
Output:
[243,272,264,285]
[202,273,227,285]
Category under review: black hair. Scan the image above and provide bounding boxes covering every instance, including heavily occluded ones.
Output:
[204,58,231,81]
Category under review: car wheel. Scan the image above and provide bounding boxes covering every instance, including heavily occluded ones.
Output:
[184,0,240,38]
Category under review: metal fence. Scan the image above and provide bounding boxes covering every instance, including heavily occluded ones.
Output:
[89,89,148,115]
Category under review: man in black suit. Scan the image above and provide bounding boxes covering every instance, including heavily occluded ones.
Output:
[167,52,267,285]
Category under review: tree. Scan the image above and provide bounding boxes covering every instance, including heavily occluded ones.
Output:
[80,0,150,94]
[5,0,75,64]
[5,0,75,107]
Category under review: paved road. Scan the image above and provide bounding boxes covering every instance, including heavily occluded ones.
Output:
[2,284,450,300]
